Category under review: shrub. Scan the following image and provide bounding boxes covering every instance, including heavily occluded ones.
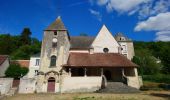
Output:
[142,74,170,84]
[5,63,29,78]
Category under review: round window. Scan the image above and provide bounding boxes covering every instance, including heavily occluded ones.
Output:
[103,48,109,53]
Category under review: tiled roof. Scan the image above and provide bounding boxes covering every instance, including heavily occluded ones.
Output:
[0,55,8,66]
[11,60,30,68]
[45,16,67,31]
[70,36,95,49]
[64,53,138,68]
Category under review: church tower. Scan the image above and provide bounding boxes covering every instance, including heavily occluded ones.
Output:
[36,16,70,93]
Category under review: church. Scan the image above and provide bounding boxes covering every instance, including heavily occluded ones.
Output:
[19,16,142,93]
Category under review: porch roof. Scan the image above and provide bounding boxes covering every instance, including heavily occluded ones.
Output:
[63,53,138,68]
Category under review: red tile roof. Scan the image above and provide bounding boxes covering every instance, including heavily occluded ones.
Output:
[64,53,138,68]
[11,60,30,68]
[0,55,8,66]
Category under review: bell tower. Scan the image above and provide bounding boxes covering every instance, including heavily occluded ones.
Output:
[37,16,70,93]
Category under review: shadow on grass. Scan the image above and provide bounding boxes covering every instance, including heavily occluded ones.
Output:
[150,93,170,99]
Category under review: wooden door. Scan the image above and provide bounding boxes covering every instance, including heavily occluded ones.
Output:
[47,77,55,92]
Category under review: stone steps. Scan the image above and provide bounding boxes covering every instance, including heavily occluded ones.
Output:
[97,82,140,93]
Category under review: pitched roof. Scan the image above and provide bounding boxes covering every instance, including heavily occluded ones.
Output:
[64,53,138,68]
[0,55,8,66]
[70,36,95,49]
[11,60,30,68]
[45,16,67,31]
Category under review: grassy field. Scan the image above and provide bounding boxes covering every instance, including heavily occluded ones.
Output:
[1,91,170,100]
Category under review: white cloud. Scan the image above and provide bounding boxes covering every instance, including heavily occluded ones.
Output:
[135,12,170,41]
[151,0,170,15]
[89,9,102,21]
[90,0,151,14]
[138,0,170,19]
[155,31,170,41]
[135,12,170,31]
[106,0,150,13]
[97,0,108,6]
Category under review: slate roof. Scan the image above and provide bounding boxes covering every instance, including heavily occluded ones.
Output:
[45,16,67,31]
[70,36,95,49]
[64,53,138,68]
[114,32,132,42]
[0,55,8,66]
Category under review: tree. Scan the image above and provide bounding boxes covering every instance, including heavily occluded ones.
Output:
[5,64,29,78]
[80,33,88,36]
[20,28,32,45]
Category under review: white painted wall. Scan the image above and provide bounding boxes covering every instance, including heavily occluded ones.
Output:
[27,57,40,78]
[0,78,13,94]
[18,78,36,93]
[61,76,102,93]
[126,68,140,89]
[91,25,120,53]
[0,59,9,77]
[69,50,89,53]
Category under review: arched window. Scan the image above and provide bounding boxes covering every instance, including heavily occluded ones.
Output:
[50,55,56,67]
[103,48,109,53]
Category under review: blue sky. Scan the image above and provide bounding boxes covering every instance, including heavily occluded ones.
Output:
[0,0,170,41]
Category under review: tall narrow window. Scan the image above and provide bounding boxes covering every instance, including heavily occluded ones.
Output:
[50,55,57,67]
[35,59,40,66]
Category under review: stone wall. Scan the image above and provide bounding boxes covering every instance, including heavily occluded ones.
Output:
[0,59,9,77]
[18,78,36,93]
[61,76,102,93]
[0,78,13,95]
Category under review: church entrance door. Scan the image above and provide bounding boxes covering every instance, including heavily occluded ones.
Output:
[47,77,55,92]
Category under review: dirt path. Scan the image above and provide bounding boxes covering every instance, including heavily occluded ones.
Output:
[1,91,170,100]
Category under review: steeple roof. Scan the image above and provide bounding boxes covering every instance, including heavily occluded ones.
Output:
[45,16,67,31]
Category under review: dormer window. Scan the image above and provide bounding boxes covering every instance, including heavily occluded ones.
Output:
[103,48,109,53]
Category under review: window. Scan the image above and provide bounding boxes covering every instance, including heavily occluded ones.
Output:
[54,31,57,35]
[50,55,57,67]
[35,70,38,76]
[103,48,109,53]
[52,38,57,48]
[122,45,127,51]
[35,59,40,66]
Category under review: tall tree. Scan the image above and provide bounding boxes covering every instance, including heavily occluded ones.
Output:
[20,28,32,45]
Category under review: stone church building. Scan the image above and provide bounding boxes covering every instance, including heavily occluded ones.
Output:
[19,16,142,93]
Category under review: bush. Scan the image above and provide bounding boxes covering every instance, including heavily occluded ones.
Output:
[5,63,29,78]
[142,74,170,84]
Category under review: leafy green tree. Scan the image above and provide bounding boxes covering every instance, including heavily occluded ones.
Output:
[5,64,29,78]
[80,33,88,36]
[20,28,32,45]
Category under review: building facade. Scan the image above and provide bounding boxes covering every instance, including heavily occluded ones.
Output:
[20,17,142,93]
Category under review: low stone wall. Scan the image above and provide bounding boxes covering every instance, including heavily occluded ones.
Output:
[18,78,36,93]
[0,78,13,95]
[61,76,102,93]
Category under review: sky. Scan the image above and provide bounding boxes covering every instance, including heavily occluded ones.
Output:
[0,0,170,41]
